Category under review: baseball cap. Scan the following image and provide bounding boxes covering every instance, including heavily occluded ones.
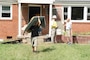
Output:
[52,15,57,19]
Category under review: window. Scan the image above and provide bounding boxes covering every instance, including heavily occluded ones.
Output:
[2,6,10,17]
[71,7,84,20]
[87,8,90,20]
[0,5,12,19]
[63,6,90,22]
[52,8,57,15]
[64,7,68,20]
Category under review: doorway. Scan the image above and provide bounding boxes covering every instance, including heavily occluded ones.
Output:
[29,6,41,21]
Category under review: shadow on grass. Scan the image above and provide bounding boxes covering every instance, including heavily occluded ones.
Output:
[41,47,56,52]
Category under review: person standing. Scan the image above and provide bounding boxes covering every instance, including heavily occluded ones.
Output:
[30,17,41,52]
[51,15,58,43]
[65,18,72,44]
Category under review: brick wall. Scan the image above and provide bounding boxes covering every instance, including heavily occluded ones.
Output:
[1,4,90,39]
[56,35,90,44]
[72,22,90,33]
[73,35,90,44]
[0,4,18,39]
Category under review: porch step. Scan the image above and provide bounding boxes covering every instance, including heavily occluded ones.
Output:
[37,35,46,45]
[21,35,52,44]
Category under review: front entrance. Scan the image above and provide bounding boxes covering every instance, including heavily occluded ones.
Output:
[29,6,41,20]
[28,5,48,35]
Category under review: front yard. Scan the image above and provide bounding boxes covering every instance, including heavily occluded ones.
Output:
[0,43,90,60]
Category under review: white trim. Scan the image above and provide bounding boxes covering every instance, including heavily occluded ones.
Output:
[71,20,90,22]
[55,3,90,6]
[0,5,12,20]
[18,3,22,37]
[49,4,52,37]
[63,6,90,22]
[68,6,71,19]
[84,6,87,21]
[18,0,54,4]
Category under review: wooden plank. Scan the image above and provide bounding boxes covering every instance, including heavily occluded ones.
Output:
[1,39,22,44]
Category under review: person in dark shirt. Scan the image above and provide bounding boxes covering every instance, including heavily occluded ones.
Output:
[30,17,41,52]
[31,25,40,37]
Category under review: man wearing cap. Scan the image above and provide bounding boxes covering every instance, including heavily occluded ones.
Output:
[51,15,58,43]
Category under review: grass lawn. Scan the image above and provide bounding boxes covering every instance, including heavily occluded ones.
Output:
[0,43,90,60]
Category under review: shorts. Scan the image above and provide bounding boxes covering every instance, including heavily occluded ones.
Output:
[51,28,56,36]
[31,37,38,47]
[65,29,71,37]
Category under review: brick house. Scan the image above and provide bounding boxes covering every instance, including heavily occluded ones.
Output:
[0,0,55,39]
[0,0,90,39]
[54,0,90,34]
[0,0,18,39]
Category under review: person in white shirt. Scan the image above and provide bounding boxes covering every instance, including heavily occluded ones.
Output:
[51,15,58,43]
[65,18,72,44]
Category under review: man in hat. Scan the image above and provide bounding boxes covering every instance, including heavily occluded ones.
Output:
[51,15,58,43]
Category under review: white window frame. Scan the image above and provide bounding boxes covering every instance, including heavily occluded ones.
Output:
[63,6,90,22]
[63,6,71,20]
[0,5,12,20]
[64,7,68,20]
[87,7,90,21]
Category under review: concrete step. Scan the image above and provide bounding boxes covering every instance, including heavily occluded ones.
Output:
[22,35,52,44]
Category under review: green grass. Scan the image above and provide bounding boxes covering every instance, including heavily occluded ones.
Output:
[0,43,90,60]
